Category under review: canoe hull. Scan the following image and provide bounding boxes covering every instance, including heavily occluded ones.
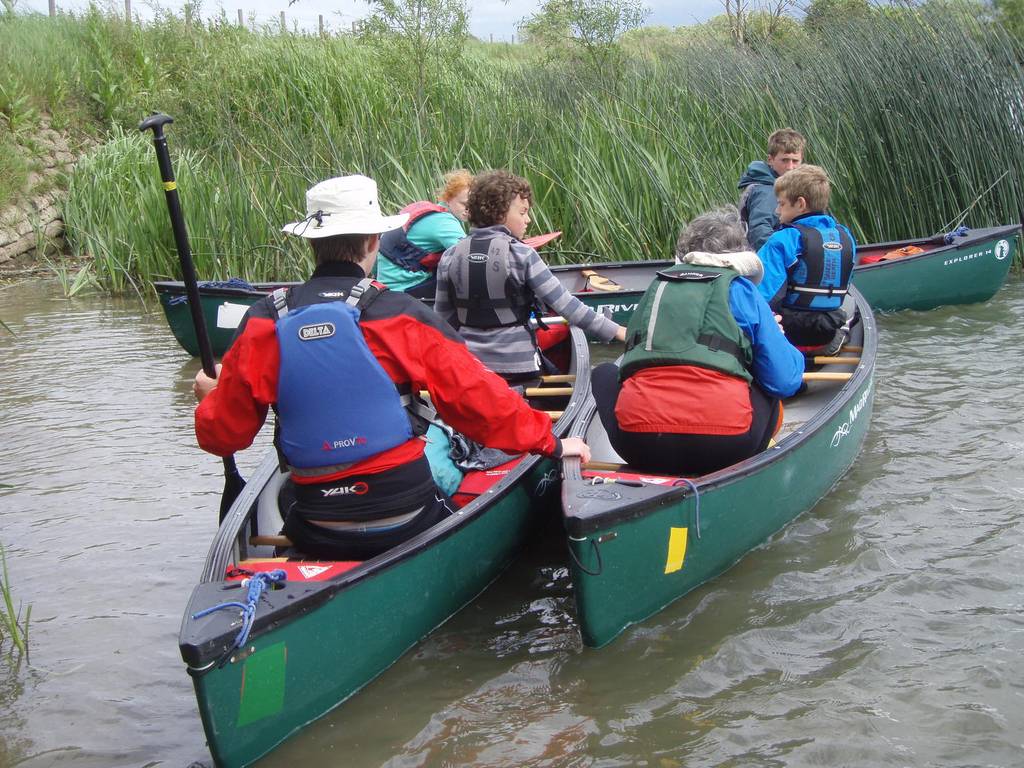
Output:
[154,225,1019,356]
[550,224,1022,325]
[562,291,876,648]
[185,458,559,767]
[155,281,294,357]
[852,226,1017,312]
[180,327,588,767]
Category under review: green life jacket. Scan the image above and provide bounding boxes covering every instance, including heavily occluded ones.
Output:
[619,265,753,383]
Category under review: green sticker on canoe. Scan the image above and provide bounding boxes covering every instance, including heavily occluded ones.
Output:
[237,641,287,727]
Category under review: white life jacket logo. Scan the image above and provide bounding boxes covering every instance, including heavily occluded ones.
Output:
[322,436,369,450]
[995,239,1010,261]
[320,481,369,497]
[468,253,488,263]
[318,291,346,298]
[299,322,335,341]
[824,241,842,250]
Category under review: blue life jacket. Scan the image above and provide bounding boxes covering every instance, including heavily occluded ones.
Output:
[784,223,855,311]
[273,280,413,478]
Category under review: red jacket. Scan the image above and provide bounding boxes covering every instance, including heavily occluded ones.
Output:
[195,261,559,484]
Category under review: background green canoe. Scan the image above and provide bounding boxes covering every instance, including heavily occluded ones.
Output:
[179,329,588,767]
[560,290,876,648]
[154,224,1018,356]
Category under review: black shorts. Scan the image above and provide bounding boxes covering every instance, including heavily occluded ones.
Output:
[281,456,454,560]
[779,307,846,348]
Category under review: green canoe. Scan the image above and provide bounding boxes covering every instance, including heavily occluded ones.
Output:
[154,279,298,358]
[560,289,876,648]
[178,328,589,767]
[549,224,1020,324]
[154,224,1018,356]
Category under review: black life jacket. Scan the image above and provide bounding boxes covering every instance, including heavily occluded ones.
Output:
[447,233,535,329]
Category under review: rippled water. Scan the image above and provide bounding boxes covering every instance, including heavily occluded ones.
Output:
[2,277,1023,767]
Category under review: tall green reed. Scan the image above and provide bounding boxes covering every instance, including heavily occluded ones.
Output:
[5,6,1023,289]
[0,542,31,665]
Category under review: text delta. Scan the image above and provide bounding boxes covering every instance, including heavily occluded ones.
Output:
[299,322,335,341]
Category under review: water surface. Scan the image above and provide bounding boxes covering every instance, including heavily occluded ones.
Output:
[2,277,1022,767]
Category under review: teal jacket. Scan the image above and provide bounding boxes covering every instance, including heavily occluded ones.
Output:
[377,205,466,292]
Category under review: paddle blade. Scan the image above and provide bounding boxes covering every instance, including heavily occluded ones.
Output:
[219,457,247,523]
[523,231,562,250]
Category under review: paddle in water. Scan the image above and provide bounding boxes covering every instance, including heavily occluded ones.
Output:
[139,113,245,522]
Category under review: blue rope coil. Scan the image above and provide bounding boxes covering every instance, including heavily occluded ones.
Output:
[672,478,702,539]
[192,569,287,654]
[943,225,970,245]
[167,277,258,305]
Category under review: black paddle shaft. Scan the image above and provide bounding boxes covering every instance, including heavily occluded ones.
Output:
[139,112,245,522]
[138,113,217,378]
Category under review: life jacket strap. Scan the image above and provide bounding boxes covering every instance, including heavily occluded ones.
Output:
[271,287,290,319]
[696,332,748,368]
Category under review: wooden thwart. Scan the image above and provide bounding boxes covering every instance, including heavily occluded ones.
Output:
[811,356,860,366]
[421,383,573,400]
[803,371,853,382]
[250,534,294,547]
[583,460,627,471]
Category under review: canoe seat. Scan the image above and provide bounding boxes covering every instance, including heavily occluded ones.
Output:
[581,270,622,292]
[226,559,361,582]
[451,456,526,509]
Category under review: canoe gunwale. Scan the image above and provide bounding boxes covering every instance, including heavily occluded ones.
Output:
[561,287,877,539]
[180,327,592,670]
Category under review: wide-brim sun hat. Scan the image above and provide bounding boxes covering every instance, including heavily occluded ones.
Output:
[281,175,409,238]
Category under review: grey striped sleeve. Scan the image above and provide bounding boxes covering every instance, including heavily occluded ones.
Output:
[517,244,621,342]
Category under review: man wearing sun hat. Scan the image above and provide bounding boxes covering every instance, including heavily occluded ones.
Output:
[193,175,590,560]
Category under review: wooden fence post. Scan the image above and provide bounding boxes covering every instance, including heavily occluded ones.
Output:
[318,14,324,37]
[280,10,286,33]
[48,0,56,16]
[124,0,130,23]
[237,8,243,26]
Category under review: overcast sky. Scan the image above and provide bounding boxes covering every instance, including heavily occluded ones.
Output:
[17,0,725,41]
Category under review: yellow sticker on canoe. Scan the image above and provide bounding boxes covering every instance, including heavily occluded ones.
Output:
[664,527,688,574]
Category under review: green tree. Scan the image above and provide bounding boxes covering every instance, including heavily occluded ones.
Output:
[803,0,873,31]
[518,0,650,75]
[718,0,799,46]
[992,0,1024,37]
[360,0,470,106]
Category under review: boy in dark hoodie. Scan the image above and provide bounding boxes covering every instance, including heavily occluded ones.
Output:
[738,128,806,250]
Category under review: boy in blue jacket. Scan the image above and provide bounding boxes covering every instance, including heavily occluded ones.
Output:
[757,164,857,351]
[738,128,805,251]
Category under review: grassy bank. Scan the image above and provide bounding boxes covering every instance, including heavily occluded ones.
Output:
[2,7,1023,290]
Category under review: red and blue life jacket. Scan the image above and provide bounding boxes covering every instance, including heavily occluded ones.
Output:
[272,280,414,479]
[378,201,449,273]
